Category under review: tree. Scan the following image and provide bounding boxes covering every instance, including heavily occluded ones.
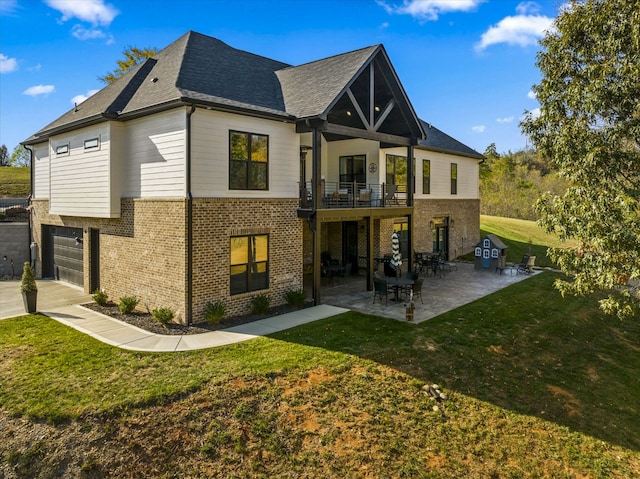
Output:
[521,0,640,319]
[0,144,8,166]
[9,145,30,167]
[99,46,157,84]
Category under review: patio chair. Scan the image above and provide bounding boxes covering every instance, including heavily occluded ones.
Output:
[410,278,424,304]
[358,189,372,206]
[383,184,398,205]
[515,255,536,275]
[402,271,419,298]
[373,278,389,305]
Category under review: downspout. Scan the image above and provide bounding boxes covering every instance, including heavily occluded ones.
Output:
[186,104,196,326]
[24,144,34,270]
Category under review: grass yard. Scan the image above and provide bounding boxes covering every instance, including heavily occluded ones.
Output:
[479,214,579,268]
[1,272,639,478]
[0,166,30,197]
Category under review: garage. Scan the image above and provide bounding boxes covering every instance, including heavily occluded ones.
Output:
[42,225,84,287]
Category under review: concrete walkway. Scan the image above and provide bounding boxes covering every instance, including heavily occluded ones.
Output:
[0,280,347,352]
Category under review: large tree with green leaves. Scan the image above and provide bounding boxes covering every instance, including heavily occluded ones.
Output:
[99,46,157,84]
[521,0,640,319]
[9,144,30,167]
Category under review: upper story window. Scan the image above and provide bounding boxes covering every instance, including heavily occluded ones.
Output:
[386,154,407,189]
[451,163,458,195]
[229,130,268,190]
[339,155,366,184]
[84,138,99,149]
[423,159,431,195]
[55,144,69,156]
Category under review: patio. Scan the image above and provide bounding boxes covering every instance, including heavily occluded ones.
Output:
[321,262,538,323]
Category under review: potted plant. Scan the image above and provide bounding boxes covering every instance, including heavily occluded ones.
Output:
[20,261,37,313]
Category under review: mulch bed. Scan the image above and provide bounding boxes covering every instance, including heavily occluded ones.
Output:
[82,301,312,336]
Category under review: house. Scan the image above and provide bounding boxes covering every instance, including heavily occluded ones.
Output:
[23,31,483,324]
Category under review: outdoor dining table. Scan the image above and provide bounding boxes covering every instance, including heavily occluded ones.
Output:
[385,277,414,302]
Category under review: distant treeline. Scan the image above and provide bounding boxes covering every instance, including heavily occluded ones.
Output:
[480,143,566,221]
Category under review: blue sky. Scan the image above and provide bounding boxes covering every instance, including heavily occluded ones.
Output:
[0,0,561,156]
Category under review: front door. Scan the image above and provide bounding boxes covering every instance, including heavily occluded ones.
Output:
[432,217,449,260]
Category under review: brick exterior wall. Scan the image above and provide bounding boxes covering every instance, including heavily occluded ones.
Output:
[31,198,304,324]
[191,198,303,321]
[31,198,188,319]
[413,198,480,259]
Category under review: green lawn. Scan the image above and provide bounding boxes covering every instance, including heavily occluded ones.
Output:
[479,214,578,268]
[0,166,30,197]
[1,272,639,477]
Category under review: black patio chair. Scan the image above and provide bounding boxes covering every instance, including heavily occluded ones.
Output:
[515,255,536,274]
[410,278,424,304]
[373,278,389,305]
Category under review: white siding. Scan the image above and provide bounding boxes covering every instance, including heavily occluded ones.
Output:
[32,143,49,199]
[191,110,299,198]
[383,147,480,200]
[325,139,381,185]
[49,124,113,217]
[121,109,186,198]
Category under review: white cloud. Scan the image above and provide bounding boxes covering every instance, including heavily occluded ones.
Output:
[497,116,514,123]
[472,125,486,133]
[71,24,106,41]
[523,107,541,120]
[0,0,19,14]
[23,84,55,97]
[44,0,119,26]
[0,53,18,73]
[475,6,553,51]
[516,1,541,15]
[527,90,537,100]
[378,0,485,21]
[71,89,99,105]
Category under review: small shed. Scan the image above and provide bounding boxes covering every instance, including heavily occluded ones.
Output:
[474,234,508,271]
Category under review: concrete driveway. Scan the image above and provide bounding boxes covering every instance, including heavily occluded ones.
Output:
[0,279,92,320]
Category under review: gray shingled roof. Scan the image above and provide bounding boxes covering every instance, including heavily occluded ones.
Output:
[276,45,379,119]
[25,31,465,153]
[418,119,484,160]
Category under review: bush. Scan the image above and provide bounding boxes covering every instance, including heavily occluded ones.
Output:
[118,296,139,314]
[92,289,108,306]
[151,307,175,326]
[20,262,37,293]
[204,300,226,324]
[285,288,305,308]
[251,294,270,315]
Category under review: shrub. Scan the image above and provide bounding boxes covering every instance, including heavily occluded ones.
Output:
[204,300,226,324]
[92,289,108,306]
[152,307,175,326]
[118,296,139,314]
[20,262,37,293]
[285,288,305,308]
[251,294,270,315]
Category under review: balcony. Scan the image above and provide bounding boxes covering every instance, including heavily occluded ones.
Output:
[298,181,406,210]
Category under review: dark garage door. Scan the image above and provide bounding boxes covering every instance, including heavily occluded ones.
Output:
[43,226,84,287]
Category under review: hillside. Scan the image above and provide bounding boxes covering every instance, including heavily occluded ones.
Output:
[0,167,30,197]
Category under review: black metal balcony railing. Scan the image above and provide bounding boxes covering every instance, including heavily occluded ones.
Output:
[298,181,406,209]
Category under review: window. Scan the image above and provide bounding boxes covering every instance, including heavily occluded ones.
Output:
[422,159,431,194]
[55,144,69,155]
[451,163,458,195]
[386,154,407,190]
[339,155,366,184]
[84,138,99,149]
[229,130,268,190]
[230,234,269,295]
